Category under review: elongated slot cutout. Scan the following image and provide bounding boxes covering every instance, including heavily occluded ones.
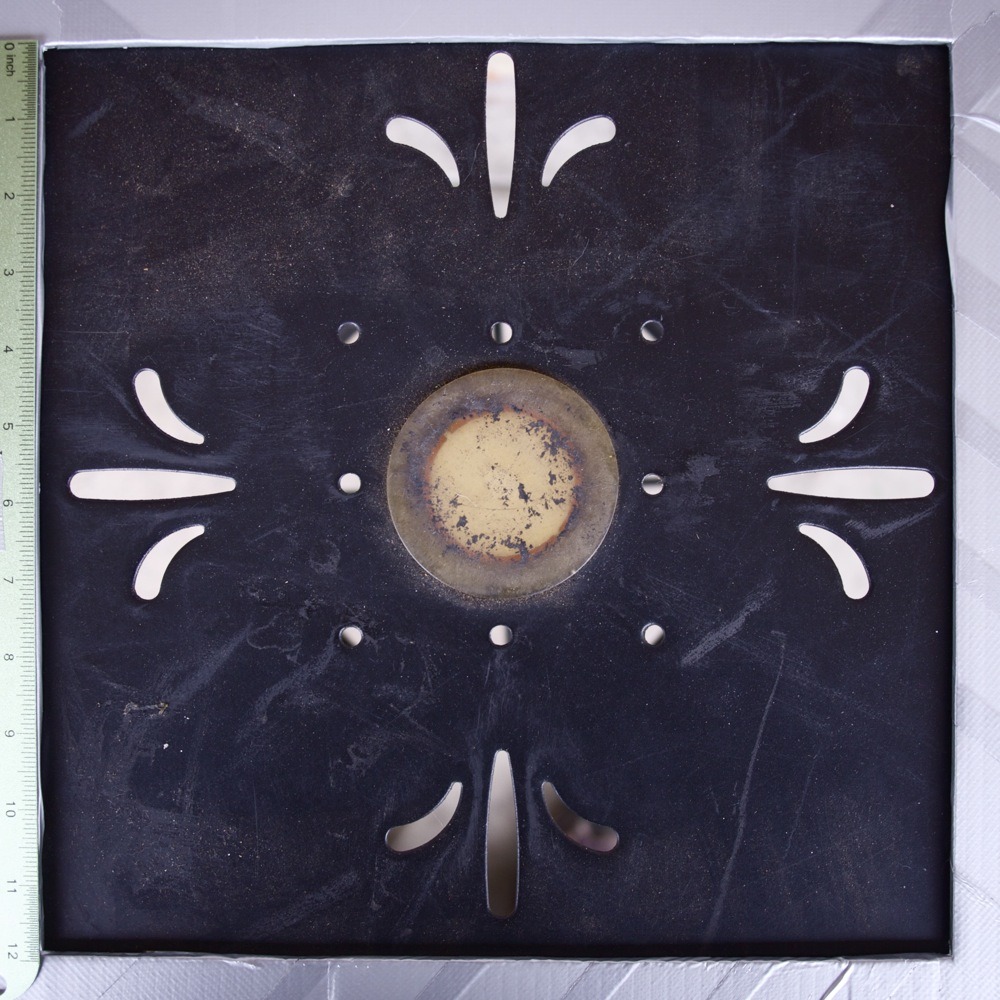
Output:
[486,52,516,218]
[486,749,518,918]
[385,782,463,853]
[542,781,619,853]
[69,469,236,501]
[767,467,934,500]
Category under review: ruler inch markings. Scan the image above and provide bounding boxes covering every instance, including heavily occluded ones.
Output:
[0,38,40,1000]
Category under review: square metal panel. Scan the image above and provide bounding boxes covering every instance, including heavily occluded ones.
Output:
[40,42,952,957]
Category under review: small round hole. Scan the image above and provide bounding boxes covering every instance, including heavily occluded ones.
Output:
[340,625,364,648]
[642,473,664,496]
[489,624,513,647]
[338,472,361,495]
[640,319,664,343]
[642,623,665,646]
[490,321,513,344]
[338,321,361,345]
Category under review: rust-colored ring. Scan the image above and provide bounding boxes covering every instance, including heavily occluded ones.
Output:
[386,368,619,599]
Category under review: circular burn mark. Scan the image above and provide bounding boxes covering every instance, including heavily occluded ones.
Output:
[387,368,619,599]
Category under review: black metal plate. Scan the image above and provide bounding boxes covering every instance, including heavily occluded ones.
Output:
[40,42,952,957]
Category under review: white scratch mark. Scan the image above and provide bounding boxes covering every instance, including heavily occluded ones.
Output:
[782,752,819,860]
[682,586,772,666]
[704,650,785,941]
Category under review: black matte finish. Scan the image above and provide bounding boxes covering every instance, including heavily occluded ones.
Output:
[40,43,953,957]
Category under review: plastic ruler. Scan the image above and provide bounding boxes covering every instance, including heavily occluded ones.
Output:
[0,38,39,1000]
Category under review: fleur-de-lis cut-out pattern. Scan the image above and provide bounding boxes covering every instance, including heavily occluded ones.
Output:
[386,52,617,217]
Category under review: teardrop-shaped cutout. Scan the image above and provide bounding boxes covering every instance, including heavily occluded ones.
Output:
[485,52,516,218]
[486,750,519,917]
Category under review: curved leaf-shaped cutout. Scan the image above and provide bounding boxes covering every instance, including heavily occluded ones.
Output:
[798,367,870,444]
[385,782,462,853]
[133,524,205,601]
[540,116,616,187]
[385,117,460,187]
[798,524,870,600]
[767,467,934,500]
[133,368,205,445]
[541,781,619,853]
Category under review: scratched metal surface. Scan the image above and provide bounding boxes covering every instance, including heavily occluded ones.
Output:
[5,0,1000,997]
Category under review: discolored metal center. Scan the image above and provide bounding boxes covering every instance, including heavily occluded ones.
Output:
[426,406,580,561]
[387,368,618,599]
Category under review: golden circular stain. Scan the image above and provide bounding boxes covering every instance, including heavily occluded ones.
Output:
[426,407,579,561]
[387,368,619,599]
